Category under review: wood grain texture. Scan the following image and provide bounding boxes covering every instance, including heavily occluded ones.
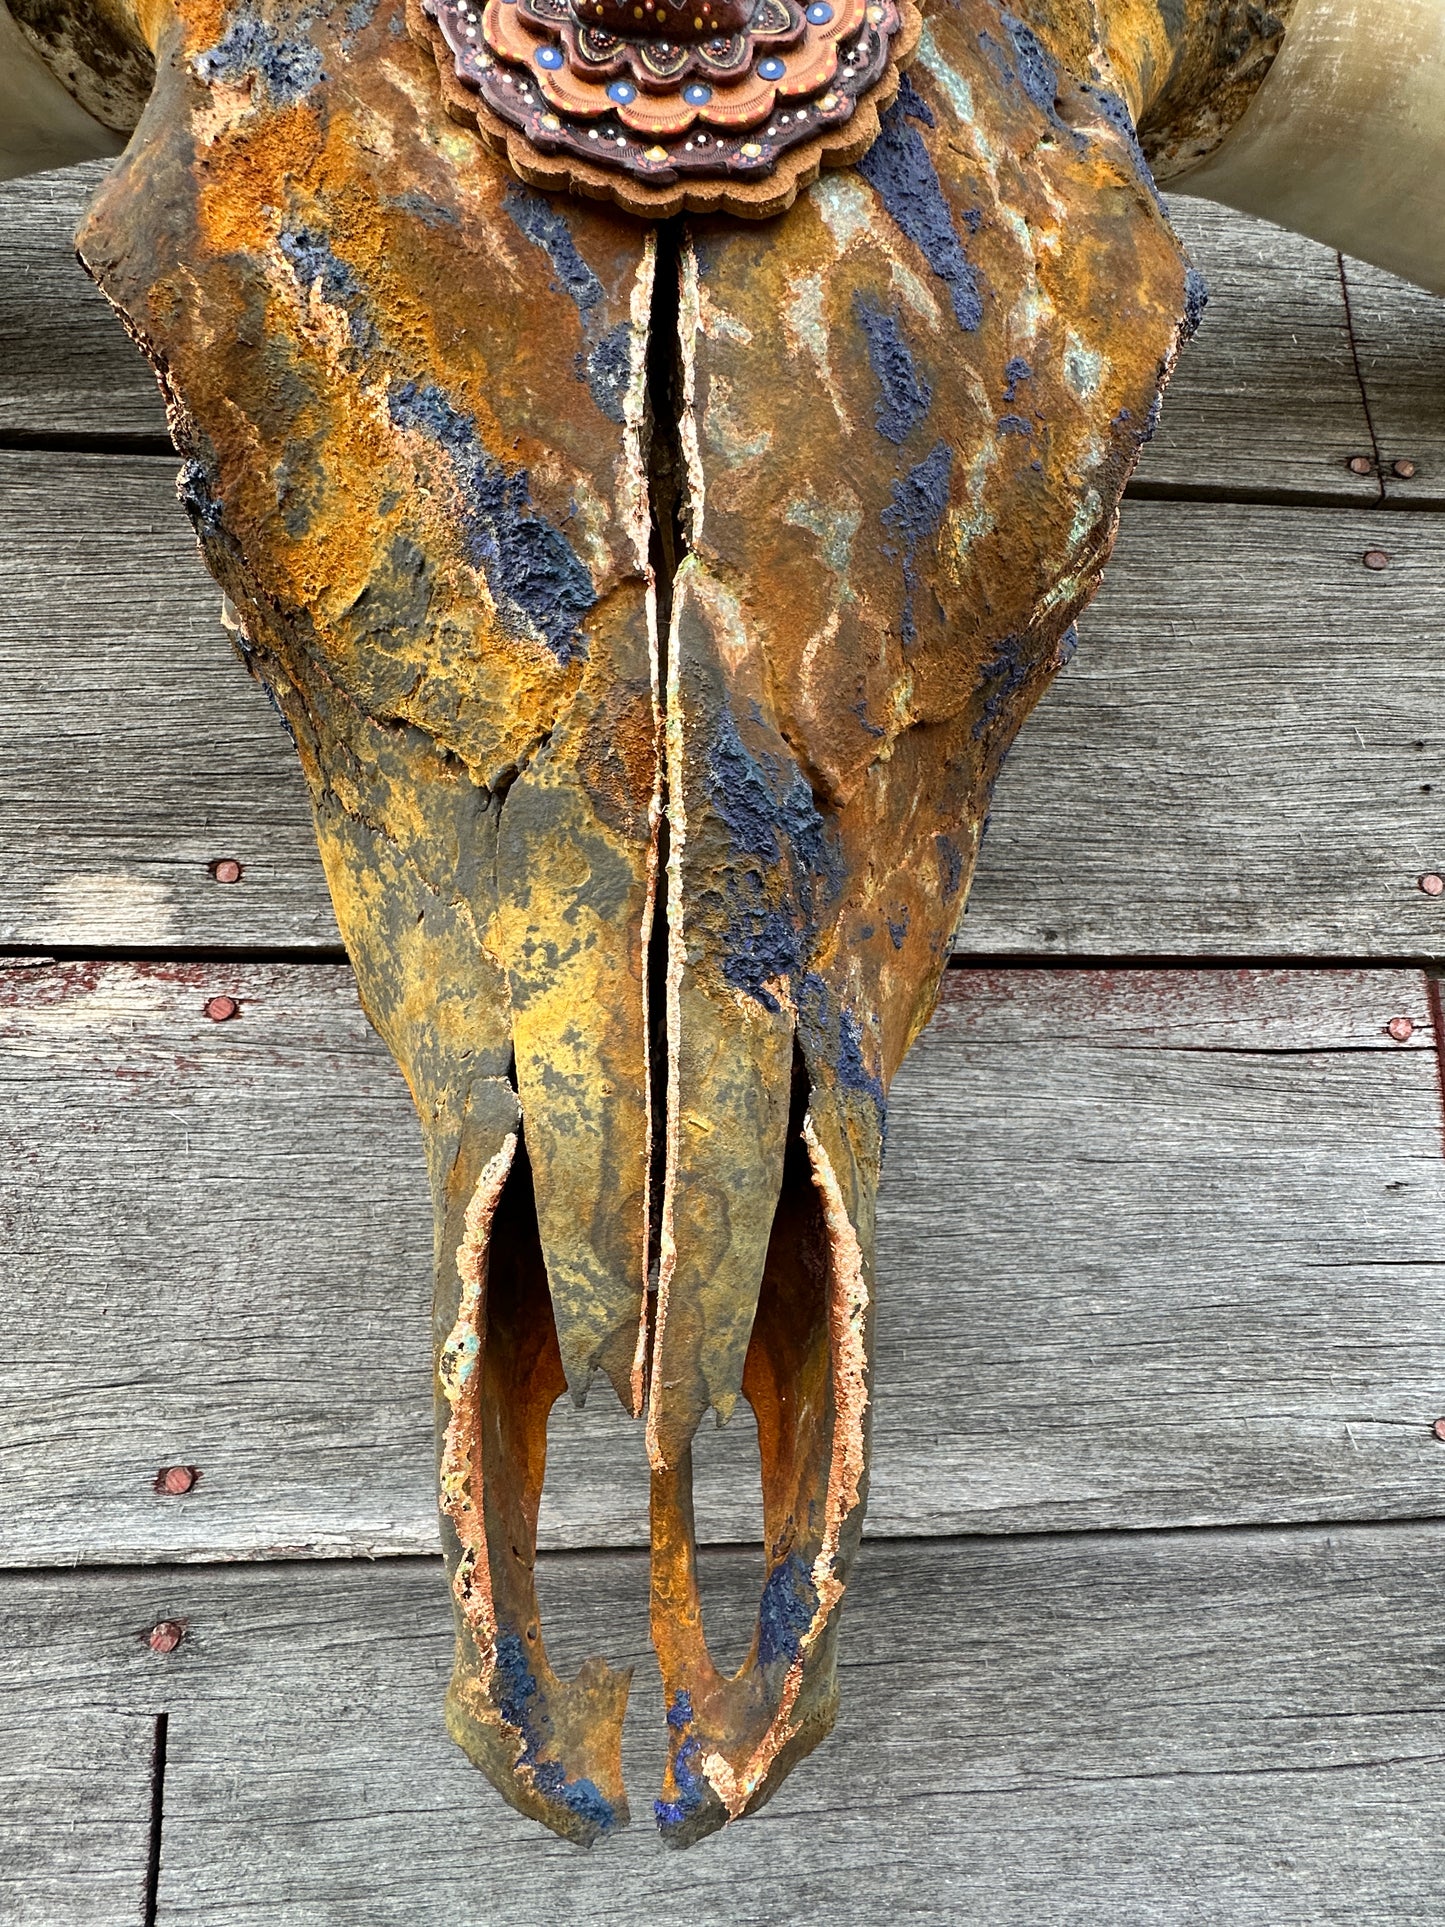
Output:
[0,1711,154,1927]
[0,164,164,441]
[5,1526,1445,1924]
[0,450,335,949]
[6,456,1443,956]
[1340,248,1445,506]
[1145,196,1377,501]
[961,500,1445,957]
[3,958,1443,1565]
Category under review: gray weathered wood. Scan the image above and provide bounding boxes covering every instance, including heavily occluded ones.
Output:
[0,170,1383,497]
[0,1710,154,1927]
[1149,196,1377,500]
[5,1525,1445,1923]
[1339,248,1445,506]
[0,451,336,949]
[5,454,1444,955]
[3,958,1443,1564]
[0,164,164,441]
[960,500,1445,956]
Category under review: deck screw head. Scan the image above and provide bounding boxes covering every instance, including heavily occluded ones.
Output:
[1387,1016,1416,1042]
[1363,549,1391,571]
[154,1465,199,1495]
[1433,1418,1445,1444]
[210,858,243,884]
[1347,455,1374,475]
[1392,459,1417,480]
[204,995,239,1022]
[147,1619,187,1655]
[1421,875,1445,897]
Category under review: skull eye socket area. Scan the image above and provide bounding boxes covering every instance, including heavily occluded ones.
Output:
[444,1056,855,1843]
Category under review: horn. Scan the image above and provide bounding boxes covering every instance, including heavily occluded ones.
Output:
[1159,0,1445,296]
[0,0,127,178]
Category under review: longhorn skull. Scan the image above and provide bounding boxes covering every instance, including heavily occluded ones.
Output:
[4,0,1441,1847]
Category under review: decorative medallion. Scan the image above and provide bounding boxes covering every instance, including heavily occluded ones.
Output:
[408,0,920,217]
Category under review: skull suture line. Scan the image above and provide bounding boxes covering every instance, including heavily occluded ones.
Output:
[8,0,1436,1849]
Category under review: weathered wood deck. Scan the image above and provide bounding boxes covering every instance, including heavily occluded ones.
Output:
[3,167,1445,1923]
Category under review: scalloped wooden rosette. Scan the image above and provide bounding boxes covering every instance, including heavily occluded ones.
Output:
[407,0,920,218]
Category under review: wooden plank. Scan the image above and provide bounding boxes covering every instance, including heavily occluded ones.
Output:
[3,958,1444,1563]
[0,451,337,949]
[0,172,1380,497]
[6,1526,1445,1921]
[0,163,165,440]
[0,1711,154,1927]
[1143,196,1377,501]
[961,498,1445,957]
[1339,249,1445,507]
[5,461,1445,956]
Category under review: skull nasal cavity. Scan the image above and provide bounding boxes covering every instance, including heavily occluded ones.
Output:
[689,1399,766,1673]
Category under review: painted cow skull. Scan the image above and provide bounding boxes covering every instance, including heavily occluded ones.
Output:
[4,0,1442,1847]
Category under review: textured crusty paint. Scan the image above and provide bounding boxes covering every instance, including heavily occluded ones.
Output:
[18,0,1302,1848]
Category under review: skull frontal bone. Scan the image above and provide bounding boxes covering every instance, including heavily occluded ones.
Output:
[71,0,1201,1846]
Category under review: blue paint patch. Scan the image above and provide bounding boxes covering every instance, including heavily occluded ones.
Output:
[580,322,632,425]
[999,11,1061,119]
[935,832,964,898]
[195,13,323,103]
[838,1007,886,1120]
[797,969,831,1042]
[708,711,837,879]
[388,381,595,663]
[178,457,225,540]
[854,296,932,445]
[654,1691,709,1832]
[1182,265,1209,340]
[503,185,637,425]
[391,189,460,230]
[758,1551,819,1667]
[852,697,886,740]
[1076,81,1165,210]
[858,76,983,333]
[974,630,1031,738]
[1058,622,1079,665]
[278,228,376,352]
[997,413,1033,438]
[666,1689,695,1731]
[654,1739,707,1830]
[797,972,887,1147]
[706,712,841,1012]
[1003,356,1032,403]
[503,183,604,314]
[887,907,910,949]
[880,440,953,648]
[717,884,802,1014]
[1113,392,1164,449]
[709,710,791,863]
[492,1631,619,1837]
[980,14,1061,126]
